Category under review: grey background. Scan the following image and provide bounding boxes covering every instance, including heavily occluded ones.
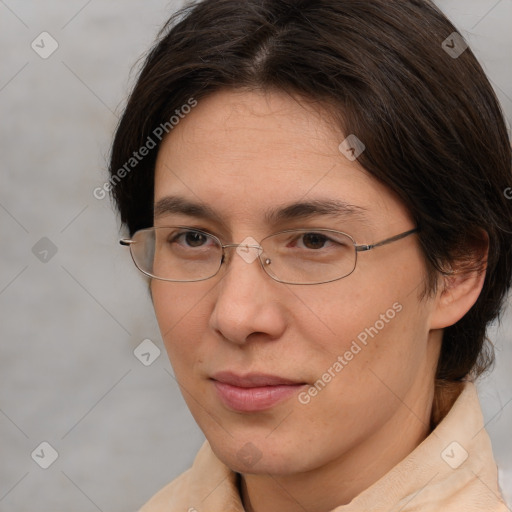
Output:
[0,1,511,511]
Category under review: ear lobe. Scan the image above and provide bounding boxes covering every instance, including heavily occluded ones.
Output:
[429,239,488,330]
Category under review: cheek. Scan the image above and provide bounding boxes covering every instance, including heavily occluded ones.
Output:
[291,299,430,459]
[151,281,211,369]
[296,262,431,394]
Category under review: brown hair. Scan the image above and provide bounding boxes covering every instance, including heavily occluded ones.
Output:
[109,0,512,392]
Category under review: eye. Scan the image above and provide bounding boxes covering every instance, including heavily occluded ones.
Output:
[169,229,214,248]
[279,230,353,254]
[299,232,330,250]
[292,232,346,250]
[184,231,208,247]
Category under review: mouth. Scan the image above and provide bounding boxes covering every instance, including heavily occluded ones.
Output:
[210,371,307,412]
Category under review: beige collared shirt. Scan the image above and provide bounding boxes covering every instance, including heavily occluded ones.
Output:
[139,382,509,511]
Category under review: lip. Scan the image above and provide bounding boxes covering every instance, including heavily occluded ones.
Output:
[211,371,307,412]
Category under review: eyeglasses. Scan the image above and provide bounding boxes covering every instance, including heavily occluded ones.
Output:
[120,226,418,285]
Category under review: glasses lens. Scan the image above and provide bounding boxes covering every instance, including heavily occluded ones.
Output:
[130,227,222,281]
[261,229,356,284]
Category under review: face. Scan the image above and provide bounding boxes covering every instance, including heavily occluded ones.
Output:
[151,89,441,477]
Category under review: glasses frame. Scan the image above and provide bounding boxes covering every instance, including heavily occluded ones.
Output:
[120,226,419,285]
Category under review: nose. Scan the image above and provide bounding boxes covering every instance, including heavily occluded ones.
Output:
[208,243,287,345]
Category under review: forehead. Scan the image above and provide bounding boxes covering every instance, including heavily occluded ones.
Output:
[153,89,409,231]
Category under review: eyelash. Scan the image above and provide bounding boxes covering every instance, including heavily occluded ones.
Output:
[176,224,220,237]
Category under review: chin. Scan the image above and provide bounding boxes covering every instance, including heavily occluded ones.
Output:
[208,434,318,476]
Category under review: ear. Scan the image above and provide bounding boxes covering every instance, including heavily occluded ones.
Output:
[429,234,489,330]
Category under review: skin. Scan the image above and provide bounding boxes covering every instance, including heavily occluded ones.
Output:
[151,89,486,512]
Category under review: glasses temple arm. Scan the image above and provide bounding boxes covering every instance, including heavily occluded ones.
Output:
[355,228,419,252]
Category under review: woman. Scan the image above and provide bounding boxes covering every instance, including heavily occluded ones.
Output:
[109,0,512,510]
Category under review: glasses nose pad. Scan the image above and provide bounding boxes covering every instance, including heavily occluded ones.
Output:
[258,246,279,280]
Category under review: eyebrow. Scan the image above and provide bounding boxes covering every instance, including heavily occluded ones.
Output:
[267,198,369,225]
[154,195,224,223]
[154,195,370,226]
